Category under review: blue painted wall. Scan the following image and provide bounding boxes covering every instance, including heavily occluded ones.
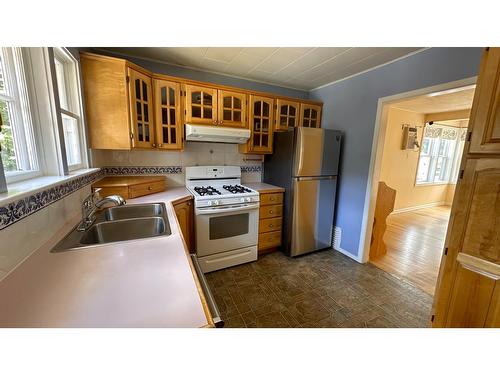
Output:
[83,49,309,99]
[309,47,483,259]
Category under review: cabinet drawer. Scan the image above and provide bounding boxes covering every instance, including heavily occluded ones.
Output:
[93,186,130,199]
[128,180,166,198]
[259,204,282,219]
[259,217,282,233]
[260,193,283,206]
[258,230,282,250]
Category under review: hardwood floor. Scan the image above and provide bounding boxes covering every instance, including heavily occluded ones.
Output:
[370,205,451,296]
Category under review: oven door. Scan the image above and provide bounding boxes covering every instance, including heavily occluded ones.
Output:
[195,203,259,257]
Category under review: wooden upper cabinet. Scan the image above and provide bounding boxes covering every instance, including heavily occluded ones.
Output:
[80,54,132,149]
[299,103,322,128]
[275,99,299,131]
[128,68,154,148]
[218,90,247,128]
[469,48,500,153]
[184,84,218,125]
[154,79,183,150]
[240,95,274,154]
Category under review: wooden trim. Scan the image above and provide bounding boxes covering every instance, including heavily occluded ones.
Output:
[170,195,215,328]
[457,252,500,280]
[424,109,471,123]
[80,52,323,106]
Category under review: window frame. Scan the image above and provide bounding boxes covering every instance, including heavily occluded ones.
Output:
[415,124,463,186]
[0,47,42,183]
[53,47,88,172]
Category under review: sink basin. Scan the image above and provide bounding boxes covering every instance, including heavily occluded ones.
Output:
[51,202,171,252]
[103,203,165,221]
[80,217,168,245]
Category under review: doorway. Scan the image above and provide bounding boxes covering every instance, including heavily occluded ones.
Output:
[367,84,475,295]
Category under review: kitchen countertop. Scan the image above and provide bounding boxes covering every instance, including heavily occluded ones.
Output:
[245,182,285,193]
[0,187,212,328]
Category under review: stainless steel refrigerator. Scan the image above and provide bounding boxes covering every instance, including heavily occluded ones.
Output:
[264,127,342,257]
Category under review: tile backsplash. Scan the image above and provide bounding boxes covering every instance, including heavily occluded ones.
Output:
[90,142,263,185]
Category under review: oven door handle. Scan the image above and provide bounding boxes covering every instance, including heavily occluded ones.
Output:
[196,203,260,215]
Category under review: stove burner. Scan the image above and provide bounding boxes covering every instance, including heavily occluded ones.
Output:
[194,186,222,196]
[223,184,252,194]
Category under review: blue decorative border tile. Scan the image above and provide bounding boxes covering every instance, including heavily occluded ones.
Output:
[240,165,262,173]
[104,166,182,175]
[0,170,104,231]
[0,164,262,231]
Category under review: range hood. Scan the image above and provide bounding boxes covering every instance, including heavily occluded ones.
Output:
[185,124,250,144]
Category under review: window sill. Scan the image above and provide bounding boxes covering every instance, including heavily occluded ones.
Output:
[0,168,100,206]
[415,181,454,187]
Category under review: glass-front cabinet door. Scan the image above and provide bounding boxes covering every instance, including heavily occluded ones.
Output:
[184,84,218,125]
[246,95,274,154]
[154,79,182,150]
[217,90,247,128]
[275,99,299,131]
[128,68,154,148]
[299,103,322,128]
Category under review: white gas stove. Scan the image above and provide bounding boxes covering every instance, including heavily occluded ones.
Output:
[186,166,260,273]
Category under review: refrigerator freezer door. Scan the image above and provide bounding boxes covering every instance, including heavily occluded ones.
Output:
[290,176,337,256]
[293,127,341,177]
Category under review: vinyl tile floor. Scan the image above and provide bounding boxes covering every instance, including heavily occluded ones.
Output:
[205,249,433,328]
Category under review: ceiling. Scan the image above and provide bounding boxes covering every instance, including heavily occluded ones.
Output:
[98,47,423,91]
[391,86,476,114]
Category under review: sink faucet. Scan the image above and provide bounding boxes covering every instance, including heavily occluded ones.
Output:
[77,189,126,231]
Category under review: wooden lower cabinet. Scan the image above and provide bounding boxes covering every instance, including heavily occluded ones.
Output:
[258,192,284,254]
[173,197,195,253]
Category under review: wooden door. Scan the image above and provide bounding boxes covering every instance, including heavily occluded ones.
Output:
[432,47,500,327]
[184,84,218,125]
[218,90,247,128]
[299,103,322,128]
[469,48,500,153]
[128,68,154,148]
[275,98,299,131]
[154,79,183,150]
[174,199,195,253]
[243,95,274,154]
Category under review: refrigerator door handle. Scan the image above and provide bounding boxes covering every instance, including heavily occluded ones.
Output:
[296,176,337,181]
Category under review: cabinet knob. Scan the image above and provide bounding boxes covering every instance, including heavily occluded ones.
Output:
[148,186,152,190]
[269,210,273,214]
[220,120,223,125]
[152,143,156,148]
[270,197,275,201]
[158,143,163,147]
[269,224,274,228]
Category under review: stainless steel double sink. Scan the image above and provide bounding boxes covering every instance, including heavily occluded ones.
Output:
[52,203,171,252]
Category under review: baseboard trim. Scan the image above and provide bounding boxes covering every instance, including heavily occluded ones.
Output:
[333,246,364,263]
[392,201,447,214]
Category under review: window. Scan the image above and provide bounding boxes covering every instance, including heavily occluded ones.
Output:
[0,48,40,182]
[0,47,89,192]
[53,48,86,171]
[416,124,464,185]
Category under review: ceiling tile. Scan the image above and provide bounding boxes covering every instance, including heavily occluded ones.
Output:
[204,48,243,63]
[97,47,424,90]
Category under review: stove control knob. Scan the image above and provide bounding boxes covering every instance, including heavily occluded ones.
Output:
[245,197,251,203]
[240,198,245,203]
[213,200,220,206]
[207,200,213,206]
